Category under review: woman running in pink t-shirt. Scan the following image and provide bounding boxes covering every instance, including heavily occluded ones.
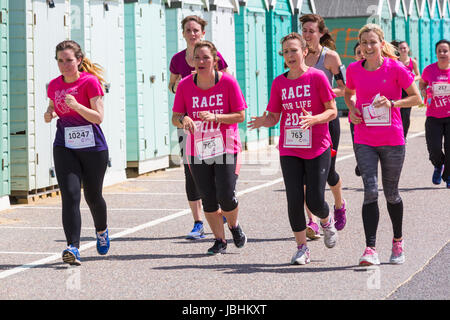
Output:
[172,41,247,255]
[45,40,110,266]
[419,39,450,188]
[344,24,421,266]
[248,33,338,265]
[300,14,347,237]
[168,15,228,240]
[397,41,421,138]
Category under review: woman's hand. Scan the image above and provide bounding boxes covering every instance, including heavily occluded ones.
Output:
[299,108,318,129]
[349,108,363,124]
[181,116,197,134]
[65,94,81,111]
[248,111,268,130]
[198,111,216,122]
[373,95,392,108]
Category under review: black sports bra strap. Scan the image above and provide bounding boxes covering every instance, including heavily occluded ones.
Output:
[194,70,219,86]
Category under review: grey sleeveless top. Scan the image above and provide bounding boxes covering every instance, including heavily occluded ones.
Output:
[314,46,334,86]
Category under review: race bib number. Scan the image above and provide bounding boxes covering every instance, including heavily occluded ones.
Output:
[64,125,96,149]
[362,103,391,126]
[195,134,225,160]
[284,126,311,148]
[432,82,450,97]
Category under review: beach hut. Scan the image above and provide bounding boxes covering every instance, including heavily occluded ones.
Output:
[292,0,316,36]
[165,0,208,161]
[441,0,450,39]
[0,0,10,209]
[390,0,408,42]
[124,0,171,176]
[430,0,443,62]
[9,0,69,202]
[86,0,127,185]
[204,0,239,77]
[315,0,392,112]
[266,0,294,141]
[418,0,432,71]
[405,0,421,64]
[234,0,270,148]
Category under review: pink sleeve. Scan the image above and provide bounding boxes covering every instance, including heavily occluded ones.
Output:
[345,63,356,90]
[266,79,282,113]
[396,62,415,90]
[172,81,187,113]
[315,72,336,103]
[86,76,104,99]
[228,77,247,112]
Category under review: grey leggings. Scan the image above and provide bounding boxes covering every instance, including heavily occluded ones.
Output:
[354,144,405,205]
[354,144,405,247]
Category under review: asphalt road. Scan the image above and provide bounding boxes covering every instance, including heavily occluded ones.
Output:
[0,107,448,303]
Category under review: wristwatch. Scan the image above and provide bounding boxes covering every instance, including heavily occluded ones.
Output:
[390,100,396,107]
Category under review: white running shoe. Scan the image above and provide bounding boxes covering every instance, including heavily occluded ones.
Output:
[359,247,380,266]
[291,244,311,265]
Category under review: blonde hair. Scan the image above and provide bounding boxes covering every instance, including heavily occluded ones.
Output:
[359,24,398,59]
[55,40,106,86]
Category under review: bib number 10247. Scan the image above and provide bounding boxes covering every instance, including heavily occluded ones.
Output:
[64,125,96,149]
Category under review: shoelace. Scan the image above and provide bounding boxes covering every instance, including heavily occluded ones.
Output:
[97,232,108,246]
[364,247,376,255]
[392,241,403,255]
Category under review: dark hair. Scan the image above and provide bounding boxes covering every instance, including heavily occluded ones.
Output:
[181,15,207,31]
[193,40,220,69]
[299,14,336,50]
[279,33,308,69]
[435,39,450,50]
[55,40,105,85]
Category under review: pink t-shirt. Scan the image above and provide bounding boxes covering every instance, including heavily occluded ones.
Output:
[47,72,107,151]
[421,62,450,118]
[172,72,247,158]
[266,68,336,160]
[346,58,414,147]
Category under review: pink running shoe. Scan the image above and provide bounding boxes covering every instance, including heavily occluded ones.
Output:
[306,220,321,240]
[390,240,405,264]
[359,247,380,266]
[334,200,347,231]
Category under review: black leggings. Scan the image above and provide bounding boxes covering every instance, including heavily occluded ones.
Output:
[328,117,340,186]
[188,153,239,213]
[54,146,108,248]
[425,116,450,181]
[179,130,201,201]
[280,149,331,232]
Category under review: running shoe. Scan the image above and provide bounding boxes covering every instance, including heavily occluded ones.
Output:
[446,177,450,189]
[186,222,205,240]
[207,239,227,255]
[432,165,444,185]
[390,240,405,264]
[321,217,338,248]
[290,244,311,265]
[62,245,81,266]
[334,200,347,231]
[359,247,380,266]
[306,219,321,240]
[229,224,247,248]
[96,229,110,255]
